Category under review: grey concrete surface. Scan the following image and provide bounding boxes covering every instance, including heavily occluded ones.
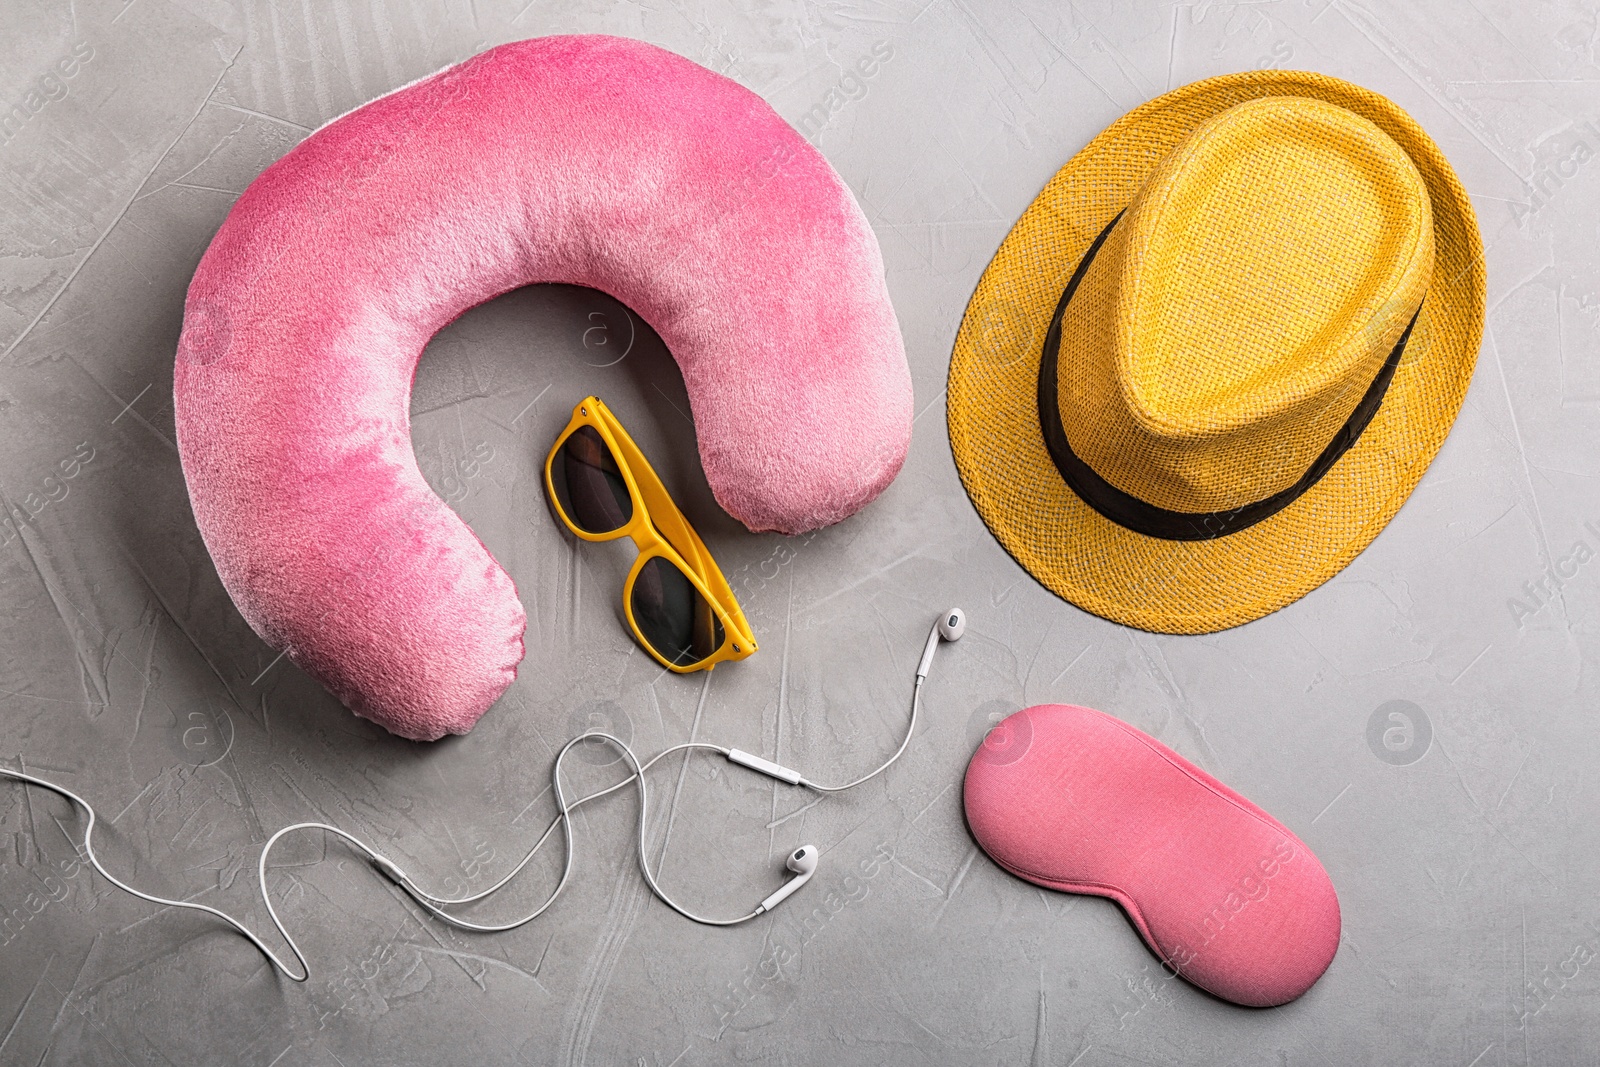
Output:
[0,1,1596,1064]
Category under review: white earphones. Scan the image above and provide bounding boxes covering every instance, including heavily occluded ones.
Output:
[0,608,966,980]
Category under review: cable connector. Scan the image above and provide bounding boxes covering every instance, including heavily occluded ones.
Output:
[372,855,407,884]
[725,749,804,785]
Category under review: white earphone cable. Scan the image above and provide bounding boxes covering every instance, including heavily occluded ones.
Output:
[0,765,317,982]
[798,675,924,793]
[0,613,960,980]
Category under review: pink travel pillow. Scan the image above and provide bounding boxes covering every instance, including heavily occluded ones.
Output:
[964,704,1340,1007]
[173,35,911,741]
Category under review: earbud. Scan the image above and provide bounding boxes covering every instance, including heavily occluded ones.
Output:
[756,844,819,914]
[787,844,819,875]
[917,607,967,679]
[938,608,967,642]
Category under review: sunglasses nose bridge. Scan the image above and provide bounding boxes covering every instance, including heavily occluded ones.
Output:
[621,541,659,589]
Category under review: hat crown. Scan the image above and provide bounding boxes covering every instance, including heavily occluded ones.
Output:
[1058,96,1434,514]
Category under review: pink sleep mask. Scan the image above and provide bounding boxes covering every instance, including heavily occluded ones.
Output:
[963,704,1340,1007]
[173,35,912,741]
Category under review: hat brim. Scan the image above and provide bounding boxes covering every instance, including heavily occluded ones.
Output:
[948,70,1486,635]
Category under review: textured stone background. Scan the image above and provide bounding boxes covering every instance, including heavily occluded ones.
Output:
[1,1,1597,1064]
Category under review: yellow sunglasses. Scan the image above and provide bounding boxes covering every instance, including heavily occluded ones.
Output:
[544,396,757,672]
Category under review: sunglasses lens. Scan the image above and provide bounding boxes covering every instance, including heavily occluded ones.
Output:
[631,556,725,667]
[553,425,633,533]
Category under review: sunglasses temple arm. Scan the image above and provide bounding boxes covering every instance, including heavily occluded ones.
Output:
[602,414,753,637]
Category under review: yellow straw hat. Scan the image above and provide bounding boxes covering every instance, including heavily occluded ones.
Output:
[948,71,1485,635]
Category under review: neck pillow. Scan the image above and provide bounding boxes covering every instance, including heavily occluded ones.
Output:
[173,35,912,741]
[964,704,1340,1007]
